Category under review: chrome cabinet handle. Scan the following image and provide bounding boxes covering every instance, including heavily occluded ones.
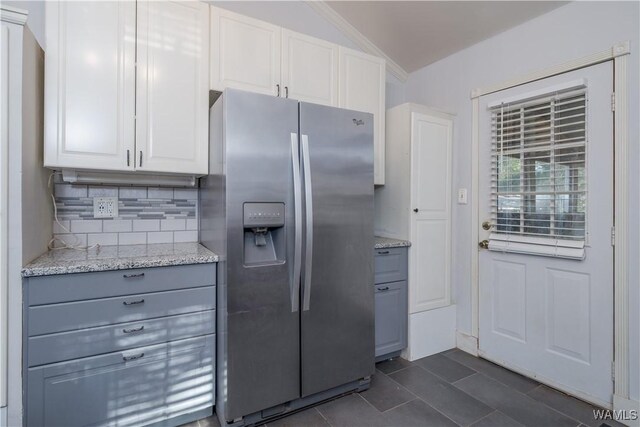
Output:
[122,325,144,334]
[127,149,130,166]
[377,250,390,255]
[301,134,313,312]
[377,286,390,292]
[290,133,302,313]
[285,86,289,98]
[276,84,280,97]
[122,299,145,306]
[123,273,145,279]
[139,151,143,167]
[122,353,144,361]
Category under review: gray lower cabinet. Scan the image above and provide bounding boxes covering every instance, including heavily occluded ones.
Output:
[374,248,408,360]
[23,263,217,427]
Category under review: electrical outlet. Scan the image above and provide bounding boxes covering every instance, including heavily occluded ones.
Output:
[93,197,119,218]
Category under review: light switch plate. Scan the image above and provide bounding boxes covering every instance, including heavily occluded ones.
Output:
[93,197,118,218]
[457,188,468,204]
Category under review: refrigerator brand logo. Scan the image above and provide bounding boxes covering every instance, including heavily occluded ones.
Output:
[352,119,365,126]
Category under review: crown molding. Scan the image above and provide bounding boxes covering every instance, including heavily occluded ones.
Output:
[305,1,408,82]
[0,6,28,26]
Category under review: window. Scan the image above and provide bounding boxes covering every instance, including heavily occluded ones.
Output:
[489,84,587,259]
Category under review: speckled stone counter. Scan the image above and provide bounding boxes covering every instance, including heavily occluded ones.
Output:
[22,243,218,277]
[374,236,411,249]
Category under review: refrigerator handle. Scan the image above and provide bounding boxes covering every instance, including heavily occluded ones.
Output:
[290,133,302,313]
[301,134,313,312]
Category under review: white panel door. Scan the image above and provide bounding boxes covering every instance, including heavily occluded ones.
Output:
[210,7,280,97]
[338,47,386,185]
[136,1,209,175]
[409,113,452,313]
[478,62,614,406]
[281,29,338,106]
[44,1,135,171]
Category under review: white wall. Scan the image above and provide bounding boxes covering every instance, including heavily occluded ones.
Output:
[404,1,639,402]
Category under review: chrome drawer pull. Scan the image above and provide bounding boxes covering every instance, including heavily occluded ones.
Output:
[123,273,145,279]
[377,286,390,292]
[377,250,390,255]
[122,353,144,361]
[122,299,145,306]
[122,325,145,334]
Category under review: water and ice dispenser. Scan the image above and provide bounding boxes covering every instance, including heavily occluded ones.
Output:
[243,203,285,266]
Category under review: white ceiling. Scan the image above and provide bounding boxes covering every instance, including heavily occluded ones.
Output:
[326,1,569,73]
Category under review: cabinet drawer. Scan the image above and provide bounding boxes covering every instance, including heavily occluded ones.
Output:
[374,247,408,284]
[375,281,408,358]
[26,263,216,306]
[28,286,216,336]
[26,334,215,427]
[28,310,215,367]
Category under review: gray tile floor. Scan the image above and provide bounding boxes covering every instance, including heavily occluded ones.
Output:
[183,350,623,427]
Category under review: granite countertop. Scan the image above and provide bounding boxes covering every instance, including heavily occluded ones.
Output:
[374,236,411,249]
[22,243,219,278]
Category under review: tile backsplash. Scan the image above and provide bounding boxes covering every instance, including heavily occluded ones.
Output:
[52,183,199,247]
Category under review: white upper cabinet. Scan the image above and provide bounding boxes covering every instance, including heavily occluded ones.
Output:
[45,1,209,175]
[281,29,338,106]
[136,1,209,175]
[210,7,281,97]
[338,47,386,185]
[44,1,136,171]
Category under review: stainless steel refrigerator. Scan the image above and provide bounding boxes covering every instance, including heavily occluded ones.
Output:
[200,89,374,425]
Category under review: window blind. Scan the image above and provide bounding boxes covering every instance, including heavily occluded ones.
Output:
[489,84,587,260]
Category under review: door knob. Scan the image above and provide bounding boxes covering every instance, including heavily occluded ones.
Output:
[482,221,492,230]
[413,208,419,213]
[479,240,489,249]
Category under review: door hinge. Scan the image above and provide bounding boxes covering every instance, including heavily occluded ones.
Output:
[611,226,616,246]
[611,92,616,112]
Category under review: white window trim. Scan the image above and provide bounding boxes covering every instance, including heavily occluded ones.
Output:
[470,42,631,409]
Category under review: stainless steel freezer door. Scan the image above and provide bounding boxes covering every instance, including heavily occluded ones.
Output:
[299,103,375,397]
[224,90,301,420]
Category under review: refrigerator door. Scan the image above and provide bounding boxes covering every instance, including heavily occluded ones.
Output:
[223,90,301,420]
[299,103,375,397]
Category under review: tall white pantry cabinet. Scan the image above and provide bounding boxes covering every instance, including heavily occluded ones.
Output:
[44,1,210,175]
[375,104,454,315]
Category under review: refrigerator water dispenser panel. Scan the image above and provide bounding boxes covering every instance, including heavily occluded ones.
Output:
[243,202,286,266]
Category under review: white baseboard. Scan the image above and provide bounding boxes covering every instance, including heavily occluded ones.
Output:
[613,395,640,426]
[456,330,479,356]
[403,305,456,361]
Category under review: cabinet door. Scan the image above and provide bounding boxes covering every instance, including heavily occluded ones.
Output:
[26,335,214,427]
[44,1,136,171]
[210,7,281,96]
[374,281,408,358]
[338,47,386,185]
[281,29,338,106]
[136,1,210,175]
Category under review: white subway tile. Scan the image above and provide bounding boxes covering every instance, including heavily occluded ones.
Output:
[147,187,173,199]
[147,231,173,244]
[52,220,70,234]
[103,219,132,233]
[186,219,198,230]
[119,187,147,199]
[53,233,87,248]
[118,232,147,245]
[71,220,102,233]
[133,219,160,232]
[174,230,198,243]
[88,186,118,197]
[160,219,186,231]
[174,188,197,200]
[88,233,118,246]
[54,183,87,198]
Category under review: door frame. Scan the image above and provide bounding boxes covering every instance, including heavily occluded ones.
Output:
[469,42,630,408]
